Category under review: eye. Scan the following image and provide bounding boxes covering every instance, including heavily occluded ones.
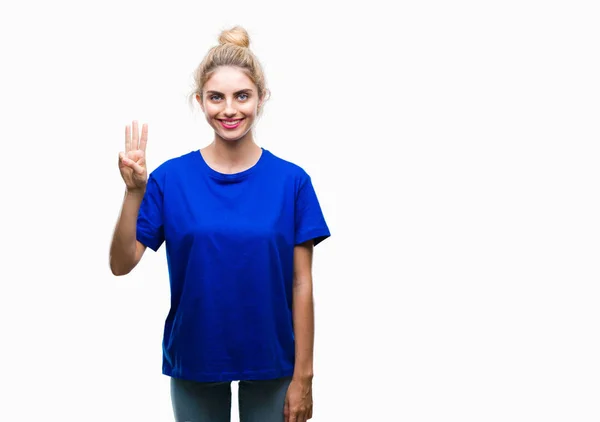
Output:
[209,94,222,101]
[238,93,249,101]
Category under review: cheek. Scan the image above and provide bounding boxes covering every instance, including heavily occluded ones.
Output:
[203,105,220,120]
[242,102,259,116]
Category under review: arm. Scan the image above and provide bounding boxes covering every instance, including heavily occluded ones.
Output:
[110,120,149,276]
[292,239,315,380]
[109,188,147,276]
[285,239,315,421]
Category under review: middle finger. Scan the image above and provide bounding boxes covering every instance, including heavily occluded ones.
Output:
[132,120,139,150]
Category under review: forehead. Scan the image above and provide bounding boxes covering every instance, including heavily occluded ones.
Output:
[204,66,255,92]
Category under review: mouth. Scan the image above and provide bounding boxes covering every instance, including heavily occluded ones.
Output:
[219,118,244,129]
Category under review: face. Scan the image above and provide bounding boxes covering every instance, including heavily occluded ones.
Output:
[197,66,263,143]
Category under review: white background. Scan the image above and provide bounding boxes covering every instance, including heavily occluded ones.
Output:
[1,0,598,421]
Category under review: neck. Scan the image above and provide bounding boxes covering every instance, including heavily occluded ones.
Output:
[203,132,262,173]
[212,133,259,161]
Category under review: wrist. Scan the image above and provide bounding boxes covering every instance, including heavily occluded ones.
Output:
[126,187,146,196]
[292,370,314,382]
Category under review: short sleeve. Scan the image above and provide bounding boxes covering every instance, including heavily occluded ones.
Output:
[295,174,331,246]
[136,172,165,252]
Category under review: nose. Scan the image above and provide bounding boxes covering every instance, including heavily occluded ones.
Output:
[223,99,237,117]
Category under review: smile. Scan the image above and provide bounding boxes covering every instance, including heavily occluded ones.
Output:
[219,119,243,129]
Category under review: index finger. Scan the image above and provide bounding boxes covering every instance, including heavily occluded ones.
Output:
[139,123,148,151]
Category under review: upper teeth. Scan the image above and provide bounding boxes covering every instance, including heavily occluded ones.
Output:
[224,120,240,124]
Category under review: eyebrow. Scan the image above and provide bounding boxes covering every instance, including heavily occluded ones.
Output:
[205,89,254,95]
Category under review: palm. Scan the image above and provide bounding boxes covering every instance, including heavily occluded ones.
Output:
[119,121,148,191]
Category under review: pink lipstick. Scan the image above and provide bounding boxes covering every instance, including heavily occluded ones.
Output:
[220,119,243,129]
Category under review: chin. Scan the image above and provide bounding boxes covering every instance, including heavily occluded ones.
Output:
[217,129,251,142]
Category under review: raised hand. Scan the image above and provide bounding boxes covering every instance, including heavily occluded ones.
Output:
[119,120,148,192]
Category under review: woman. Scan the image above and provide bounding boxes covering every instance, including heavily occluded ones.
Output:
[109,26,330,422]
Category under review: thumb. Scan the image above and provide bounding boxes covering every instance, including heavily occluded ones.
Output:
[284,399,290,421]
[122,156,145,175]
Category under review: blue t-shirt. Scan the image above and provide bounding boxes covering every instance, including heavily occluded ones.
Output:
[136,147,330,382]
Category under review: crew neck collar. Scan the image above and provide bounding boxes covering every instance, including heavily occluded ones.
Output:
[196,147,268,181]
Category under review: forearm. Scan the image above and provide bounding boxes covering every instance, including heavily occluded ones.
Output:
[292,279,314,380]
[109,188,145,275]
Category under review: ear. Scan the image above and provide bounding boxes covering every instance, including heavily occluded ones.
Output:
[261,89,271,106]
[258,89,270,110]
[196,93,205,112]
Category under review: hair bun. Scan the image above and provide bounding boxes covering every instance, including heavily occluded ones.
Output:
[218,26,250,48]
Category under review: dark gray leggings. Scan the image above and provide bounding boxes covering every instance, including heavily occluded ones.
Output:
[170,376,292,422]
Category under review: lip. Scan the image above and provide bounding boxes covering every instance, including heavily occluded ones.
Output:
[219,118,244,129]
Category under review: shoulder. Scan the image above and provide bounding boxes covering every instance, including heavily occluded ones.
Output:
[148,150,198,182]
[263,149,311,186]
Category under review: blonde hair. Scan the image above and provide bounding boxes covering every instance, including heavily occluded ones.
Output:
[188,26,269,114]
